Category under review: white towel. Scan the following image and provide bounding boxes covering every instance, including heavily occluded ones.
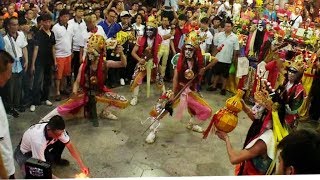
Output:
[236,57,249,78]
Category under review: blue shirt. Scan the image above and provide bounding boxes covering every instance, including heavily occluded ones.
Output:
[263,10,277,21]
[98,20,121,38]
[0,35,4,50]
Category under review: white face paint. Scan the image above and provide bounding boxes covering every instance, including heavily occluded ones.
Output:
[251,103,266,119]
[88,53,95,61]
[288,67,298,83]
[145,26,155,37]
[184,44,195,59]
[87,48,99,61]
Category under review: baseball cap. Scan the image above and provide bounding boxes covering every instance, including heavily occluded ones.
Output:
[120,11,130,17]
[55,1,63,6]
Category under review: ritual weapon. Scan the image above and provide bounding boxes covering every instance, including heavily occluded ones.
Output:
[141,74,198,135]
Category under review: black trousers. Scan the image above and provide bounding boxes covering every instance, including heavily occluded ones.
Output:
[125,55,137,81]
[7,72,23,108]
[71,51,81,82]
[32,64,52,105]
[44,140,66,164]
[14,140,66,168]
[107,68,120,87]
[0,83,10,110]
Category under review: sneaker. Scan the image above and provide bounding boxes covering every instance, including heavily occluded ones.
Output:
[186,123,203,133]
[8,108,19,118]
[206,86,217,91]
[55,95,61,101]
[145,131,156,144]
[106,112,118,120]
[17,106,25,112]
[30,105,36,112]
[100,110,118,120]
[45,100,53,106]
[120,78,125,86]
[220,89,226,96]
[54,158,70,166]
[130,97,138,106]
[191,124,204,133]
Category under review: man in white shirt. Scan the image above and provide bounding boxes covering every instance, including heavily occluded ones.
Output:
[217,0,232,17]
[208,19,239,95]
[52,9,73,101]
[157,16,175,79]
[3,17,28,116]
[68,6,86,84]
[0,50,15,179]
[129,2,139,17]
[14,115,89,178]
[290,7,303,29]
[80,13,107,62]
[199,17,213,53]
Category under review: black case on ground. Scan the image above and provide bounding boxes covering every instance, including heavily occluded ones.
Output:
[25,158,52,179]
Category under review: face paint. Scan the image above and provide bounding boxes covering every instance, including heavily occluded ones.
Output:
[184,44,195,59]
[252,103,266,119]
[146,26,155,37]
[288,67,298,82]
[87,48,99,61]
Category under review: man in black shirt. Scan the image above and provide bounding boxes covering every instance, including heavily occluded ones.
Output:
[30,13,56,112]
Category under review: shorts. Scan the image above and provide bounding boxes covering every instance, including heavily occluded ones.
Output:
[14,145,32,168]
[212,62,231,78]
[55,56,72,80]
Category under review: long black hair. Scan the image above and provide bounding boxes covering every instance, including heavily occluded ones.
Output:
[242,109,268,149]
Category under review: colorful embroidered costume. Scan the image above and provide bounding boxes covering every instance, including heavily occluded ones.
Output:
[41,35,128,126]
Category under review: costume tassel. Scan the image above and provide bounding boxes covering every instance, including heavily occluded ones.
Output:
[203,114,217,139]
[146,59,153,97]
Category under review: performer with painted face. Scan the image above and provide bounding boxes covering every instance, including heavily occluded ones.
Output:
[130,16,163,106]
[216,77,287,175]
[144,31,219,143]
[40,35,129,126]
[277,58,306,131]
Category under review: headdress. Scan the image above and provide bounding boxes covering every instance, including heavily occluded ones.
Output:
[87,34,106,54]
[254,77,274,111]
[285,50,307,73]
[184,31,201,48]
[146,16,158,28]
[288,58,305,73]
